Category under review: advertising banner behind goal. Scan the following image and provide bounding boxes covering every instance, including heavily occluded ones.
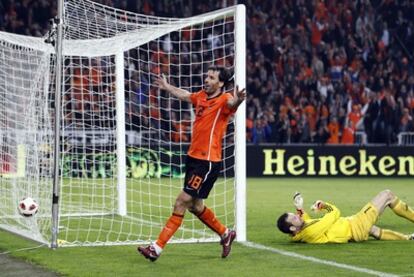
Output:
[247,145,414,177]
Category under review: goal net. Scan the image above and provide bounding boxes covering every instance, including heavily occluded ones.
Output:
[0,0,246,247]
[0,34,54,244]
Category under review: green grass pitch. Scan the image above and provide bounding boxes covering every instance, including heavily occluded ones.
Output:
[1,178,414,276]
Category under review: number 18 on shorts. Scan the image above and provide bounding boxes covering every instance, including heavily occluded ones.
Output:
[183,156,221,199]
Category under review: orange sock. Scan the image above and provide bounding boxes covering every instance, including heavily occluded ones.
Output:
[156,213,184,248]
[196,206,227,236]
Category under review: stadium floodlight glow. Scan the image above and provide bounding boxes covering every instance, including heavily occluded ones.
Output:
[0,0,246,247]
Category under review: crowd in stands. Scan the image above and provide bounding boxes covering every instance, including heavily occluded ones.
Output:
[246,0,414,145]
[1,0,414,144]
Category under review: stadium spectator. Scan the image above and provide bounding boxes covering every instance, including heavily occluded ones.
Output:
[251,115,271,144]
[341,121,355,144]
[399,107,414,132]
[313,123,330,144]
[327,117,340,144]
[244,0,414,144]
[3,0,414,144]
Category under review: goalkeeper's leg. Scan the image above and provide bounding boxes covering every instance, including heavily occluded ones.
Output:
[371,190,414,222]
[369,225,412,241]
[389,197,414,223]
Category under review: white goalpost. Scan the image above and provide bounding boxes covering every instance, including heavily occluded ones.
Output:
[0,0,246,247]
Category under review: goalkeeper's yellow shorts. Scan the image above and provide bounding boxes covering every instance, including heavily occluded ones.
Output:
[347,202,379,242]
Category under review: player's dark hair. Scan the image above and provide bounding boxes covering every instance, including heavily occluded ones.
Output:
[277,213,293,234]
[208,65,233,89]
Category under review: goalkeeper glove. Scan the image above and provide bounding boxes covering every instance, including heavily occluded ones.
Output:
[311,200,324,211]
[293,192,304,211]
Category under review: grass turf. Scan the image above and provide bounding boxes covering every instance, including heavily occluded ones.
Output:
[1,178,414,276]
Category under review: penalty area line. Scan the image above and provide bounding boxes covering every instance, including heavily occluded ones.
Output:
[241,241,399,277]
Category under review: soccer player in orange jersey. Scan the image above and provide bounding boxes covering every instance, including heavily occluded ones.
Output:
[138,66,246,261]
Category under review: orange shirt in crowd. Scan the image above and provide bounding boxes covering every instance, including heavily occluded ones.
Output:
[71,68,91,103]
[246,118,254,130]
[348,110,361,131]
[182,27,196,41]
[311,22,323,46]
[327,121,339,144]
[246,118,254,141]
[188,90,236,162]
[341,126,354,144]
[298,66,313,81]
[304,104,317,131]
[315,1,328,21]
[89,67,102,87]
[410,98,414,109]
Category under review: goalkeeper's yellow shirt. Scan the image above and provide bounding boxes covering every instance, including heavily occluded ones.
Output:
[291,203,352,244]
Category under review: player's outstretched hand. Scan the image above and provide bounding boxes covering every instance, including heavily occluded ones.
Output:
[311,200,324,211]
[154,74,170,90]
[234,85,246,102]
[293,192,303,210]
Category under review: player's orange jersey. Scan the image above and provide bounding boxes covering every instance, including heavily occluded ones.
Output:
[188,90,236,162]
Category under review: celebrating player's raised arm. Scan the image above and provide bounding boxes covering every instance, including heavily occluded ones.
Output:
[154,74,192,103]
[227,85,246,110]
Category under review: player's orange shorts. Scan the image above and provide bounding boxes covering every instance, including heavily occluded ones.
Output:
[347,202,379,242]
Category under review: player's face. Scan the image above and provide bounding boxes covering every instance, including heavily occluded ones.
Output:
[204,70,222,94]
[286,212,303,229]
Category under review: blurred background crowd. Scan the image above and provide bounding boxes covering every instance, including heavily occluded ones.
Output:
[1,0,414,144]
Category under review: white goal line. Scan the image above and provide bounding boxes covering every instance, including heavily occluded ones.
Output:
[241,241,399,277]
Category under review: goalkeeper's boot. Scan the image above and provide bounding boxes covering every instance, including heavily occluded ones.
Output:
[137,244,160,262]
[220,229,236,258]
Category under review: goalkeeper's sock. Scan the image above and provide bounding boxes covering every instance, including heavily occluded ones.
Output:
[379,229,409,240]
[155,213,184,249]
[196,206,227,237]
[390,198,414,222]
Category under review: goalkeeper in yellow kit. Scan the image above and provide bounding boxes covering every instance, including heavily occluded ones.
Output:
[277,190,414,243]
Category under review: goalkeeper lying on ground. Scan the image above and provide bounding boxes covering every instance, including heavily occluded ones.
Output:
[277,190,414,243]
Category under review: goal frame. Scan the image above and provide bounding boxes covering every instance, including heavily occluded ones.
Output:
[51,1,247,248]
[0,1,246,248]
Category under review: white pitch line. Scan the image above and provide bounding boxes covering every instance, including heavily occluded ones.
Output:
[241,241,400,277]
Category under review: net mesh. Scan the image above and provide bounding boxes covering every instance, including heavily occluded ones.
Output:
[58,0,237,246]
[0,37,54,244]
[0,0,239,247]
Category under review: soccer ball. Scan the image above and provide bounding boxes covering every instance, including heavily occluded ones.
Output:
[18,197,39,217]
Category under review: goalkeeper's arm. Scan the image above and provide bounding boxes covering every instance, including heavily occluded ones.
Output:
[293,192,312,220]
[154,75,192,102]
[308,201,341,233]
